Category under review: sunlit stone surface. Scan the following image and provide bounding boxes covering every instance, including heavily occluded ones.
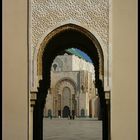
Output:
[43,118,102,140]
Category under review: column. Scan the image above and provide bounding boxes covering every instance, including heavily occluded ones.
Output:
[30,91,37,140]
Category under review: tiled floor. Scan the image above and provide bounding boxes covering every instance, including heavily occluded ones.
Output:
[43,118,102,140]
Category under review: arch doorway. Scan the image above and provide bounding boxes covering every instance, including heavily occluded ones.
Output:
[47,109,52,117]
[63,106,70,118]
[33,24,110,140]
[81,109,85,117]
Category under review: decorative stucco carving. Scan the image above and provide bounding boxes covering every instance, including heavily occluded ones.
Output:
[31,0,109,50]
[30,0,111,91]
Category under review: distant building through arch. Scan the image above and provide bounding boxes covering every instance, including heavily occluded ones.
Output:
[43,49,99,118]
[31,23,111,140]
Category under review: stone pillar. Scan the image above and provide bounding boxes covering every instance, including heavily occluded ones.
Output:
[78,97,80,117]
[29,107,34,140]
[91,98,95,118]
[75,94,79,117]
[105,90,111,140]
[70,94,72,116]
[93,96,100,119]
[86,92,89,117]
[61,94,63,117]
[30,91,37,140]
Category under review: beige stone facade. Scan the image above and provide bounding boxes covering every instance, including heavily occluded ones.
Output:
[44,53,100,118]
[28,0,112,139]
[30,0,112,92]
[3,0,137,140]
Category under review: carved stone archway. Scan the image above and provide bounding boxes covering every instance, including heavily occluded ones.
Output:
[36,24,104,80]
[55,78,77,117]
[31,24,110,140]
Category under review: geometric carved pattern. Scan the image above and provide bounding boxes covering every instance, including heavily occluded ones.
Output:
[30,0,111,91]
[62,87,71,107]
[31,0,109,50]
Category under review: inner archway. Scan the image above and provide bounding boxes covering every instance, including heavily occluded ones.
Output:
[63,106,70,118]
[33,24,109,140]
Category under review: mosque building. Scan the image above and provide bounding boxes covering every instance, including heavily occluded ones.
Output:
[44,48,100,118]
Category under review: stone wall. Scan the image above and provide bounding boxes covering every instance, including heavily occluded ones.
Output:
[3,0,137,140]
[30,0,110,90]
[72,55,95,76]
[44,53,96,117]
[31,0,109,49]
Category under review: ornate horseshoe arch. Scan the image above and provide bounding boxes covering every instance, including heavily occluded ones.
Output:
[55,78,77,95]
[36,24,104,79]
[31,23,110,140]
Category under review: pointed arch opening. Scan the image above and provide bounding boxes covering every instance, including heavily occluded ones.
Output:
[33,24,110,140]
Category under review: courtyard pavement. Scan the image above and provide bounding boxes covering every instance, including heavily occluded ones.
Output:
[43,118,102,140]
